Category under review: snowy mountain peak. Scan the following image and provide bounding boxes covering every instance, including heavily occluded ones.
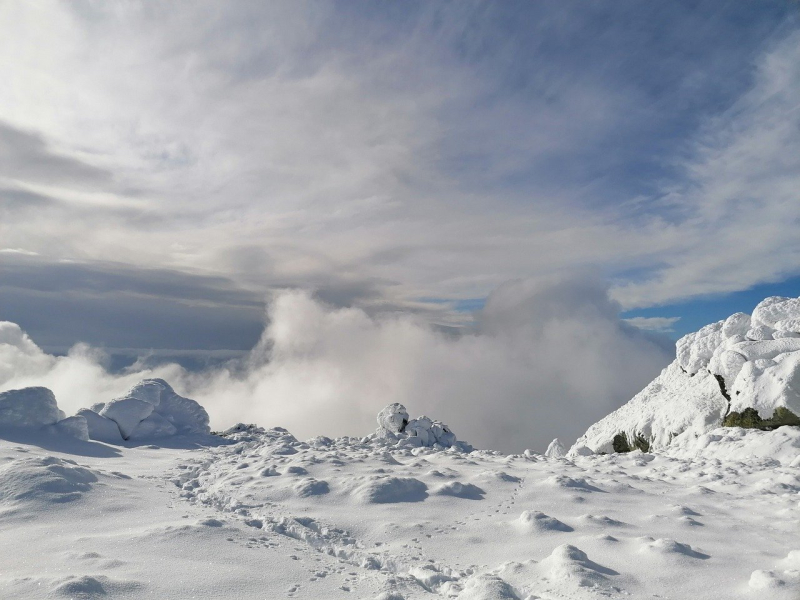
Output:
[574,295,800,455]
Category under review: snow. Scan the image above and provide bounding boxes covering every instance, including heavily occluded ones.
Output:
[0,403,797,599]
[92,378,210,441]
[544,438,565,458]
[373,403,463,450]
[575,295,800,453]
[0,387,64,429]
[0,297,798,599]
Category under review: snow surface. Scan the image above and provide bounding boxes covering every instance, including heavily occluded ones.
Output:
[575,295,800,453]
[0,299,798,598]
[0,416,797,599]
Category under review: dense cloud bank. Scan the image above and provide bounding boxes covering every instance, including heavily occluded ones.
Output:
[0,277,671,452]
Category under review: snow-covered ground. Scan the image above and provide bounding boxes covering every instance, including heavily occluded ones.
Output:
[1,296,800,599]
[0,421,797,599]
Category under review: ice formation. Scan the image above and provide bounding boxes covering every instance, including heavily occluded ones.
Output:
[574,296,800,454]
[0,387,88,440]
[371,403,462,449]
[88,379,210,441]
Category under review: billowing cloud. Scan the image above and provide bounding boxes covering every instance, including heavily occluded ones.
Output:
[0,2,797,336]
[0,276,672,452]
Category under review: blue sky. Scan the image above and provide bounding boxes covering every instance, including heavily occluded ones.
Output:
[1,1,799,354]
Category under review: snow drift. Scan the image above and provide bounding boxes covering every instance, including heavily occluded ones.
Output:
[574,296,800,454]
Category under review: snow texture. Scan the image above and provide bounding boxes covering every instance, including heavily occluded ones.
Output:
[575,295,800,453]
[92,378,210,441]
[0,386,88,440]
[373,403,462,449]
[0,387,64,429]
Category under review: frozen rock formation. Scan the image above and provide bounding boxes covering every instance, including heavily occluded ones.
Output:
[376,403,409,434]
[84,379,210,441]
[372,403,463,449]
[545,438,566,458]
[0,386,88,440]
[574,296,800,454]
[0,387,64,428]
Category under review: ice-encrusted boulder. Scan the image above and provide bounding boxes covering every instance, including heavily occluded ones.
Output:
[372,403,463,449]
[376,403,409,434]
[0,386,88,440]
[89,379,210,441]
[0,387,64,428]
[574,296,800,454]
[77,408,123,443]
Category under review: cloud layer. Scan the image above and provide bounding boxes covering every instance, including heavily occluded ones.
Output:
[0,2,798,348]
[0,277,671,452]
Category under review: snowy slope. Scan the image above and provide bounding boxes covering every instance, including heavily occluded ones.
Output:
[0,298,799,599]
[574,296,800,454]
[0,420,797,599]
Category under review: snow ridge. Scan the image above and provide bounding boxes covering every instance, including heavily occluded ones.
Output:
[574,295,800,454]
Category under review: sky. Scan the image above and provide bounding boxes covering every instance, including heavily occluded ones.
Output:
[1,1,800,450]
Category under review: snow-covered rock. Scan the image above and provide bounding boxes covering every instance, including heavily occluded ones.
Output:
[372,403,461,449]
[0,386,91,440]
[574,295,800,454]
[77,408,123,443]
[100,397,154,439]
[48,415,90,441]
[376,403,409,434]
[90,379,210,441]
[0,387,64,429]
[545,438,565,458]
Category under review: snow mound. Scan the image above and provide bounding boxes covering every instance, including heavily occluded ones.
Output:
[0,455,98,504]
[0,386,88,440]
[434,481,485,500]
[87,379,209,441]
[353,476,428,504]
[456,573,519,599]
[574,295,800,454]
[540,544,618,591]
[372,403,464,449]
[544,438,565,458]
[514,510,573,533]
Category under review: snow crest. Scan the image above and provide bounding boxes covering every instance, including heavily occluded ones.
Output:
[574,296,800,453]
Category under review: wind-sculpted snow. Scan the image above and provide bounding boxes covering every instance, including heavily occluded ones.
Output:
[167,420,800,599]
[87,378,210,441]
[575,295,800,454]
[0,386,89,441]
[0,387,64,428]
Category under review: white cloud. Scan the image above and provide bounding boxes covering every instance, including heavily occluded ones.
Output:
[2,2,795,322]
[0,276,672,452]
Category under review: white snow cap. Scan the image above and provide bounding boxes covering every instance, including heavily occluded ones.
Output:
[573,295,800,454]
[374,403,460,449]
[92,379,210,441]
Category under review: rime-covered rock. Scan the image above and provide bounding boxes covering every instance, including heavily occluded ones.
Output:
[376,403,409,434]
[0,387,64,429]
[574,295,800,454]
[545,438,566,458]
[373,403,461,449]
[91,379,210,441]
